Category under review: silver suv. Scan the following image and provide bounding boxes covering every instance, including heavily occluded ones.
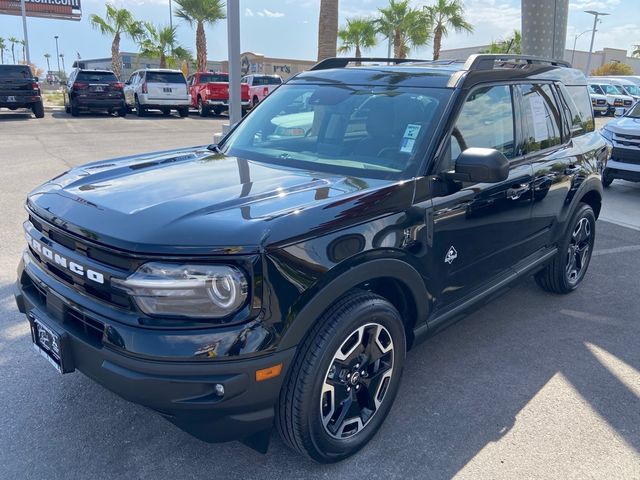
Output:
[124,69,190,117]
[601,102,640,186]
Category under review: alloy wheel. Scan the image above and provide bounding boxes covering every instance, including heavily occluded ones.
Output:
[566,217,592,284]
[320,323,394,439]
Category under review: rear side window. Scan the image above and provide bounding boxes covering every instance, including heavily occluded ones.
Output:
[146,72,186,84]
[252,76,282,86]
[520,84,562,153]
[199,73,228,83]
[76,71,118,82]
[450,85,515,164]
[0,65,33,79]
[563,85,595,136]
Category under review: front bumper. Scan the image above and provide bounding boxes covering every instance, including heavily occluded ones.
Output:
[15,257,295,444]
[605,159,640,182]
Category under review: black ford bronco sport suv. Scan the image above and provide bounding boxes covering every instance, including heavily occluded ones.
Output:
[15,55,607,462]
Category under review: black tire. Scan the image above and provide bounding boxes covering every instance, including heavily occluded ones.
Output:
[32,101,45,118]
[602,172,614,188]
[117,105,127,117]
[198,97,210,117]
[135,96,145,117]
[70,100,80,117]
[535,203,596,294]
[178,107,189,117]
[161,108,171,116]
[65,103,70,114]
[212,107,222,116]
[277,291,406,463]
[252,96,259,109]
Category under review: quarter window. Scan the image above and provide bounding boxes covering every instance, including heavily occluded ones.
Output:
[450,85,515,165]
[562,85,595,136]
[521,84,562,153]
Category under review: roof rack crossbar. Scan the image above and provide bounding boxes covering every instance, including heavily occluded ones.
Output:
[310,57,427,71]
[463,54,571,71]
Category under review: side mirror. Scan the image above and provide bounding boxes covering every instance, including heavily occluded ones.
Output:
[452,147,509,183]
[614,107,624,117]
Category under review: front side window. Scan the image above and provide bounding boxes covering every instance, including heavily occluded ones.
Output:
[521,83,562,153]
[449,84,515,166]
[222,84,450,179]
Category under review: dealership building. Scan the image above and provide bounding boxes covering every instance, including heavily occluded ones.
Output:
[77,51,316,81]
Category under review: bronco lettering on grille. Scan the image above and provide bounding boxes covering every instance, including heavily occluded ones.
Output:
[25,231,105,284]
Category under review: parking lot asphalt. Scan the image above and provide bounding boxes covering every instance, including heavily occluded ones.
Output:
[1,112,639,479]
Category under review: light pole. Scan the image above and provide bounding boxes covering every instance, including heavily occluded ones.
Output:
[227,0,241,126]
[585,10,609,76]
[54,35,61,75]
[571,28,594,65]
[59,53,65,77]
[169,0,172,29]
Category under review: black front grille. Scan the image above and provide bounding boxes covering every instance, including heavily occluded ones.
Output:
[624,100,633,106]
[27,213,134,310]
[611,147,640,164]
[596,99,606,105]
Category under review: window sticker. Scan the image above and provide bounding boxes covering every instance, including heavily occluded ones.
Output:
[528,95,549,142]
[400,123,422,153]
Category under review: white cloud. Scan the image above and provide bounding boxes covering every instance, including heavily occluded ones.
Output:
[569,0,620,11]
[245,7,254,17]
[256,9,285,18]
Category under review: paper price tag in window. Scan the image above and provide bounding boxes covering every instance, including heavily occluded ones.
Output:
[528,96,549,142]
[400,124,421,153]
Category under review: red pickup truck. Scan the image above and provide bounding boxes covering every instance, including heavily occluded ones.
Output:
[187,72,250,117]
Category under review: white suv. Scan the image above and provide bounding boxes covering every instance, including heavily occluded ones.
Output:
[124,69,191,117]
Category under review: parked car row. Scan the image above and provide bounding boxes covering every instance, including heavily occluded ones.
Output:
[588,75,640,116]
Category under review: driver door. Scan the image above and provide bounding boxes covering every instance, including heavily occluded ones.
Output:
[425,84,535,310]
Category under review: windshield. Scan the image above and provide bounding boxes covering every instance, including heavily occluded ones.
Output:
[589,84,604,95]
[221,84,450,180]
[146,72,186,84]
[626,102,640,118]
[621,84,639,96]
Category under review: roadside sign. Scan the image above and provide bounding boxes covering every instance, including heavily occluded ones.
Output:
[0,0,81,21]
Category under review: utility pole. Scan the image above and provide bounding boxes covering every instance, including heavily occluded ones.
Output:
[54,36,61,74]
[227,0,241,126]
[571,29,593,66]
[169,0,173,29]
[20,0,30,64]
[585,10,609,76]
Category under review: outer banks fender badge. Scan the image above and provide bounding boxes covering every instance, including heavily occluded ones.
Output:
[445,246,458,264]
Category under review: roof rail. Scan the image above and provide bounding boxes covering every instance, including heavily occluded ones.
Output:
[463,54,571,71]
[310,57,427,71]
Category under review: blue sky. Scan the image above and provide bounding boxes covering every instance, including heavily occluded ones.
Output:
[0,0,637,73]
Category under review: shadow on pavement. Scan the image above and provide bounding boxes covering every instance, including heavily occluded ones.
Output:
[0,221,638,479]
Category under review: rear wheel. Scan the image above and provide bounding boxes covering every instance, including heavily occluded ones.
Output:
[535,204,595,294]
[212,107,222,116]
[32,100,45,118]
[252,96,259,108]
[135,96,145,117]
[277,291,406,463]
[161,108,171,116]
[198,97,210,117]
[70,100,80,117]
[117,105,127,117]
[178,107,189,117]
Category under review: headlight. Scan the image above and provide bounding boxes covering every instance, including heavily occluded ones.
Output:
[112,263,248,318]
[600,128,613,142]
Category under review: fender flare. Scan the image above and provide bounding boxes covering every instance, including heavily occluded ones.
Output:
[277,257,430,350]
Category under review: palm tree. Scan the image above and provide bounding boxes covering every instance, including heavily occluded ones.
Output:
[0,38,5,64]
[338,18,378,58]
[317,0,339,61]
[377,0,431,59]
[138,23,192,68]
[484,30,521,54]
[44,53,51,72]
[19,39,26,62]
[8,36,19,64]
[173,0,225,73]
[89,4,144,78]
[424,0,473,60]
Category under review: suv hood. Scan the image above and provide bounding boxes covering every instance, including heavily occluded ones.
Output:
[28,146,404,254]
[604,116,640,134]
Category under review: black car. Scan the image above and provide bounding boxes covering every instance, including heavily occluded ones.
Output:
[15,54,606,462]
[63,69,126,116]
[0,64,44,118]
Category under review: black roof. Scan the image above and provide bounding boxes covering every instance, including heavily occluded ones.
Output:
[292,54,587,89]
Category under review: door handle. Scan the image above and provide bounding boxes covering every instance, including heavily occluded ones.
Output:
[507,183,530,200]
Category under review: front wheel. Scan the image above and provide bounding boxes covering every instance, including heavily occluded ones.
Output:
[535,204,596,294]
[277,292,406,463]
[178,107,189,117]
[602,171,614,188]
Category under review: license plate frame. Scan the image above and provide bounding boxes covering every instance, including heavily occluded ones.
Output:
[29,310,74,374]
